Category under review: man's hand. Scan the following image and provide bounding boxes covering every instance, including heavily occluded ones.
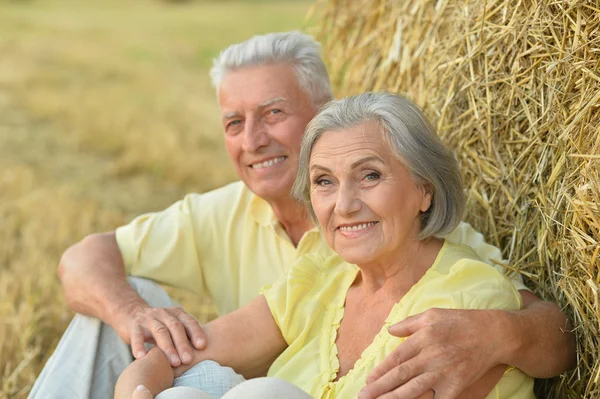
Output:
[359,308,501,399]
[119,305,207,367]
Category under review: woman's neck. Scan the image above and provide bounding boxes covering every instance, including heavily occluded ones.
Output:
[356,238,444,299]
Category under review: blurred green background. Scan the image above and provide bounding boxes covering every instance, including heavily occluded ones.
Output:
[0,0,313,396]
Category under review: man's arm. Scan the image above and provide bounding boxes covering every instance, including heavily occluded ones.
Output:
[57,232,206,367]
[358,291,575,399]
[503,290,576,376]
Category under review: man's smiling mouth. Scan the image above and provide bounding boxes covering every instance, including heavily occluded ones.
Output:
[250,156,287,169]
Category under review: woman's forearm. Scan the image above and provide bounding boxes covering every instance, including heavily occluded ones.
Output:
[115,347,174,399]
[174,296,287,380]
[499,291,576,377]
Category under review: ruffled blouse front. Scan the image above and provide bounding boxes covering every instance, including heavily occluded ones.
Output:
[262,242,534,399]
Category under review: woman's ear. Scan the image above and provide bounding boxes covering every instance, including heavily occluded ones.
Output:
[420,184,433,213]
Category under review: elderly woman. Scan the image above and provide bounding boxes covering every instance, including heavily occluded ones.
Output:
[115,92,534,399]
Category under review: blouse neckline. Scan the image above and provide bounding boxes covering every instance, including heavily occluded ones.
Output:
[324,240,449,390]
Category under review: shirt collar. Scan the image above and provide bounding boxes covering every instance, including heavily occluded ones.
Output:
[248,193,320,235]
[249,193,280,227]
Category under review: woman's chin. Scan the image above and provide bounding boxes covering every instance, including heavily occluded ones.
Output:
[337,248,376,266]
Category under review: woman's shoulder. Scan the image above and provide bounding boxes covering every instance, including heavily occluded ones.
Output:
[420,241,522,310]
[434,241,494,274]
[289,252,355,279]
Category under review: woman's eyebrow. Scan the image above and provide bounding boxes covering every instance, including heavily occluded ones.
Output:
[351,156,383,168]
[309,164,331,173]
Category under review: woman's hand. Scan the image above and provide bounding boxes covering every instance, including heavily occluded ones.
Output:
[132,385,154,399]
[114,347,174,399]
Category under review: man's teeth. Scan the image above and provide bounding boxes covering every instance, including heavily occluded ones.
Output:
[252,156,286,169]
[339,222,377,231]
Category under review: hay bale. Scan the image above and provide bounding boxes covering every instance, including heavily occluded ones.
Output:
[314,0,599,397]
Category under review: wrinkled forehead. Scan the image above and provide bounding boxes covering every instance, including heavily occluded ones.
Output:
[218,64,304,106]
[311,121,386,153]
[309,122,391,164]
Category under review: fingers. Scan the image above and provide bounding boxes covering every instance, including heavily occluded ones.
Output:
[387,311,431,338]
[377,372,439,399]
[361,356,424,398]
[132,385,153,399]
[366,334,422,384]
[172,307,206,350]
[149,315,184,367]
[131,324,148,360]
[129,307,205,367]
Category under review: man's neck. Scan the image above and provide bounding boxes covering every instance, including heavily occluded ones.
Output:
[268,197,314,247]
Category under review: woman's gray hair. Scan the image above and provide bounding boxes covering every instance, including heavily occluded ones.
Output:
[292,92,465,239]
[210,31,333,106]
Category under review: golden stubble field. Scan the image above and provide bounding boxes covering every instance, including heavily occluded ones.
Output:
[0,0,312,396]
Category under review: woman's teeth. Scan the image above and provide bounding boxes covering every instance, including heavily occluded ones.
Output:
[339,222,376,231]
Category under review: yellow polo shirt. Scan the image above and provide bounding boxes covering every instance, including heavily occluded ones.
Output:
[116,181,527,316]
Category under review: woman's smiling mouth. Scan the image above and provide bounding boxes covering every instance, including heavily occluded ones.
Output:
[337,221,378,237]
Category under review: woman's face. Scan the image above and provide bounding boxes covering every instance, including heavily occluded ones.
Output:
[309,121,432,266]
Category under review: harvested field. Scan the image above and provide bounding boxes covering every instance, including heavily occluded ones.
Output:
[0,1,311,396]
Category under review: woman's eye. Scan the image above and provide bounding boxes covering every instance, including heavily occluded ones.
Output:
[314,178,331,186]
[365,172,381,181]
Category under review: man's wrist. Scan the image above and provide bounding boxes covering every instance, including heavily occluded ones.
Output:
[108,291,149,338]
[492,308,525,366]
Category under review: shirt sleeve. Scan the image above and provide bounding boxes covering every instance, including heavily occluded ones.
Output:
[443,222,529,292]
[445,259,523,311]
[115,194,208,295]
[261,254,322,345]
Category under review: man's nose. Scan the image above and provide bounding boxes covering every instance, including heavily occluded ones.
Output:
[334,182,362,216]
[242,118,270,152]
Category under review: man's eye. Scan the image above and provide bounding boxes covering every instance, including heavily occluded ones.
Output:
[226,120,242,130]
[270,109,282,114]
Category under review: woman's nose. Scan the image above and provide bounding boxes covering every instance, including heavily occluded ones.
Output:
[334,183,362,216]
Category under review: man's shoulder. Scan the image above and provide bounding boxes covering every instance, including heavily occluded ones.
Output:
[190,180,249,200]
[185,181,253,211]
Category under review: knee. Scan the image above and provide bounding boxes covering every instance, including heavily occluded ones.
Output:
[223,377,310,399]
[174,360,244,398]
[155,386,215,399]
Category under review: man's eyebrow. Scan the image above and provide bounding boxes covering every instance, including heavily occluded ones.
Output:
[258,97,286,108]
[221,97,287,120]
[222,111,239,120]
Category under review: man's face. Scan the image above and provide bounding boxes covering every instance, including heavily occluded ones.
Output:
[218,64,317,202]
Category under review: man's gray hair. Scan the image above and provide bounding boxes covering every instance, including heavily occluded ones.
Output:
[292,92,465,240]
[210,31,333,106]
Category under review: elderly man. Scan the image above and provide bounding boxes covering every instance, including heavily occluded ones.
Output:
[30,32,574,399]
